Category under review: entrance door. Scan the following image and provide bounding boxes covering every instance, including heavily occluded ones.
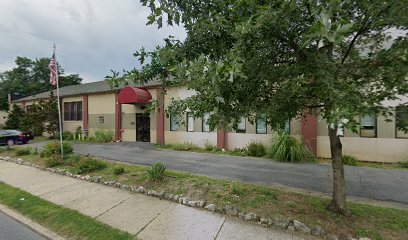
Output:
[136,113,150,142]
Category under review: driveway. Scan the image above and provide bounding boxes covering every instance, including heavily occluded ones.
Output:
[28,141,408,207]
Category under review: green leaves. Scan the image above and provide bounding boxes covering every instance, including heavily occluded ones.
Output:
[0,56,82,111]
[110,0,408,134]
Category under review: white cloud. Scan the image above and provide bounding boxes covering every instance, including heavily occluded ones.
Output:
[0,0,186,82]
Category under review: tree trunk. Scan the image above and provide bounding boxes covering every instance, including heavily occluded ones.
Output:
[327,126,348,215]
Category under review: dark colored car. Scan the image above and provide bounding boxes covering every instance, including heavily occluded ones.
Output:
[0,130,30,146]
[20,130,34,140]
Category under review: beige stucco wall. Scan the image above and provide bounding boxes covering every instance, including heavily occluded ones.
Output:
[88,93,115,114]
[163,87,216,146]
[62,96,83,133]
[163,87,304,149]
[165,131,217,147]
[317,114,408,162]
[88,93,115,134]
[317,136,408,162]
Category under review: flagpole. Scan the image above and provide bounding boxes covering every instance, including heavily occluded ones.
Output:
[53,44,64,158]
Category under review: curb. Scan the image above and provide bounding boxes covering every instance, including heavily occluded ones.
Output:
[0,203,65,240]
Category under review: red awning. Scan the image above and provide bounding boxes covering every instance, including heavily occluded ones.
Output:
[118,86,152,104]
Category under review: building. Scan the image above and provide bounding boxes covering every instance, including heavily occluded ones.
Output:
[9,80,408,163]
[0,110,8,126]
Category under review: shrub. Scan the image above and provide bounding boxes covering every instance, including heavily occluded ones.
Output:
[73,156,107,174]
[231,147,246,156]
[342,155,359,166]
[55,131,73,141]
[42,141,74,157]
[171,143,199,151]
[147,162,166,181]
[400,161,408,169]
[266,132,315,162]
[65,154,81,166]
[45,155,64,168]
[92,129,114,143]
[113,166,125,175]
[246,142,266,157]
[15,147,32,156]
[33,146,39,155]
[204,141,217,151]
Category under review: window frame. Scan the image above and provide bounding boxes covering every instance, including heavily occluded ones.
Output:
[395,105,408,139]
[236,117,246,133]
[255,115,267,134]
[285,119,291,134]
[63,101,83,121]
[202,112,210,132]
[186,112,194,132]
[170,114,178,131]
[359,114,377,138]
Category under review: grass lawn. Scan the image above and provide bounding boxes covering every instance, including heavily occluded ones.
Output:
[0,182,135,240]
[1,148,408,240]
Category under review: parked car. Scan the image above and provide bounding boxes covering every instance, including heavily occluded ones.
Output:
[0,130,30,146]
[20,130,34,140]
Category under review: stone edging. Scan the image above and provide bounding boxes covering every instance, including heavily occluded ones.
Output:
[0,156,371,240]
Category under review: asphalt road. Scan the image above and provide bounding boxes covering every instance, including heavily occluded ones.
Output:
[0,211,45,240]
[27,141,408,206]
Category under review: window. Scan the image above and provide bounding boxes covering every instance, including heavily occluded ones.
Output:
[396,105,408,138]
[186,112,194,132]
[360,114,376,137]
[284,120,291,133]
[256,115,267,134]
[64,101,82,121]
[202,112,210,132]
[170,114,178,131]
[236,117,246,133]
[99,116,104,123]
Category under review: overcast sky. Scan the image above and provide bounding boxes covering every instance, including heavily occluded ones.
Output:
[0,0,186,83]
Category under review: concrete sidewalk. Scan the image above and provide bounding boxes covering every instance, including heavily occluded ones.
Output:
[0,160,314,240]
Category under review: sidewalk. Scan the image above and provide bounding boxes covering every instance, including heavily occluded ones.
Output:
[0,160,314,240]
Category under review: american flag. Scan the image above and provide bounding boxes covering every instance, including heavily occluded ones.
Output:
[48,53,57,86]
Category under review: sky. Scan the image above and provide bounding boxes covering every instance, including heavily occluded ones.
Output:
[0,0,186,83]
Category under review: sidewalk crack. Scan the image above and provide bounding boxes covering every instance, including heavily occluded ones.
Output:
[135,203,173,237]
[38,182,78,197]
[94,196,132,219]
[213,216,226,240]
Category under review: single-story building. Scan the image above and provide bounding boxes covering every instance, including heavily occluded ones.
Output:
[9,80,408,163]
[0,110,8,125]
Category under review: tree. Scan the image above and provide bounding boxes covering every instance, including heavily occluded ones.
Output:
[42,91,59,137]
[5,104,24,129]
[0,56,82,111]
[109,0,408,214]
[20,103,45,136]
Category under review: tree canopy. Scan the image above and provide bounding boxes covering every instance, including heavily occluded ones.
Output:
[109,0,408,214]
[0,56,82,110]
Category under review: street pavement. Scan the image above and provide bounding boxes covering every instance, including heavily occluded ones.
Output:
[27,141,408,206]
[0,160,315,240]
[0,211,45,240]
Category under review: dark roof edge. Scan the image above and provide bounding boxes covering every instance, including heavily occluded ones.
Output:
[10,82,162,104]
